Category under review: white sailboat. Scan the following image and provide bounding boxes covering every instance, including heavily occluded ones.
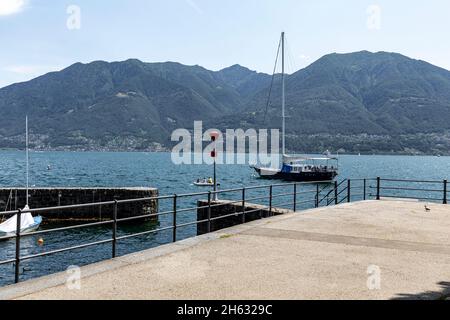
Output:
[0,117,42,238]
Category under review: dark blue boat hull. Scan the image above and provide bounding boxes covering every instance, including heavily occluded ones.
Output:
[253,167,338,182]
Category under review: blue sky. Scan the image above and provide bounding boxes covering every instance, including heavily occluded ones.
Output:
[0,0,449,88]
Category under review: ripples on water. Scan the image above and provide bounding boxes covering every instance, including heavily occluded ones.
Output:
[1,151,449,286]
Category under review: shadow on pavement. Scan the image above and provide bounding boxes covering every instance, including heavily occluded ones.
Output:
[392,281,450,300]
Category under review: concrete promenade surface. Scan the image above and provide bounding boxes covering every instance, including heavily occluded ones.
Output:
[1,200,450,300]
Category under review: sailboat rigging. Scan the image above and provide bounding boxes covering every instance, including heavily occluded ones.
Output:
[0,117,42,238]
[252,32,339,182]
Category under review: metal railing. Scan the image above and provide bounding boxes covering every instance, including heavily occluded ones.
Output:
[0,177,448,285]
[372,177,449,204]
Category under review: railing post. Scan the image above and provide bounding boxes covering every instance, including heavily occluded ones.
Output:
[269,186,273,217]
[207,191,212,233]
[112,200,118,258]
[376,177,381,200]
[242,188,246,223]
[444,180,448,205]
[347,179,351,203]
[363,179,367,201]
[315,184,319,208]
[173,195,177,243]
[15,209,22,284]
[293,183,297,212]
[334,181,338,205]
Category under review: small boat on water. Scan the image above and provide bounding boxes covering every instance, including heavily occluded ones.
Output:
[252,32,339,183]
[0,117,42,238]
[193,178,214,187]
[0,206,42,237]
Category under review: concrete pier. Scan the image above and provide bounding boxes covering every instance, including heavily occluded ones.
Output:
[0,188,158,221]
[1,199,449,300]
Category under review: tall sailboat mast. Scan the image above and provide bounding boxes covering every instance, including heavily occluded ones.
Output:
[252,32,339,182]
[281,32,286,156]
[0,116,43,237]
[26,116,29,206]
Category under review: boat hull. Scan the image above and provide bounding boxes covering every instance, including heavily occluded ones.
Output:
[194,183,214,187]
[253,167,338,182]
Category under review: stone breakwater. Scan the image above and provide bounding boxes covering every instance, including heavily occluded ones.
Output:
[0,188,158,222]
[197,200,292,235]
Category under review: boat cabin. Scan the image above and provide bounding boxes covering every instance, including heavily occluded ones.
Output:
[281,157,339,174]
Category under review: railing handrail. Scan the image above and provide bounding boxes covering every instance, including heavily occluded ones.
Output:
[1,176,448,285]
[0,182,320,217]
[380,178,445,184]
[318,178,349,205]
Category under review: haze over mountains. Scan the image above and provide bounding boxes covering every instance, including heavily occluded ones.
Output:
[1,51,450,154]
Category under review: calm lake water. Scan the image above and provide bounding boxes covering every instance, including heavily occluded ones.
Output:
[0,151,449,286]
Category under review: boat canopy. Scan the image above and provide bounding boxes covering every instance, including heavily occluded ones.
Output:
[0,205,35,234]
[283,155,338,162]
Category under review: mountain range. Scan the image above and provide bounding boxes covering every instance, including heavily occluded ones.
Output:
[1,51,450,154]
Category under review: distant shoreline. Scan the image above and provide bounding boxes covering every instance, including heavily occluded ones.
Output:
[0,148,447,157]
